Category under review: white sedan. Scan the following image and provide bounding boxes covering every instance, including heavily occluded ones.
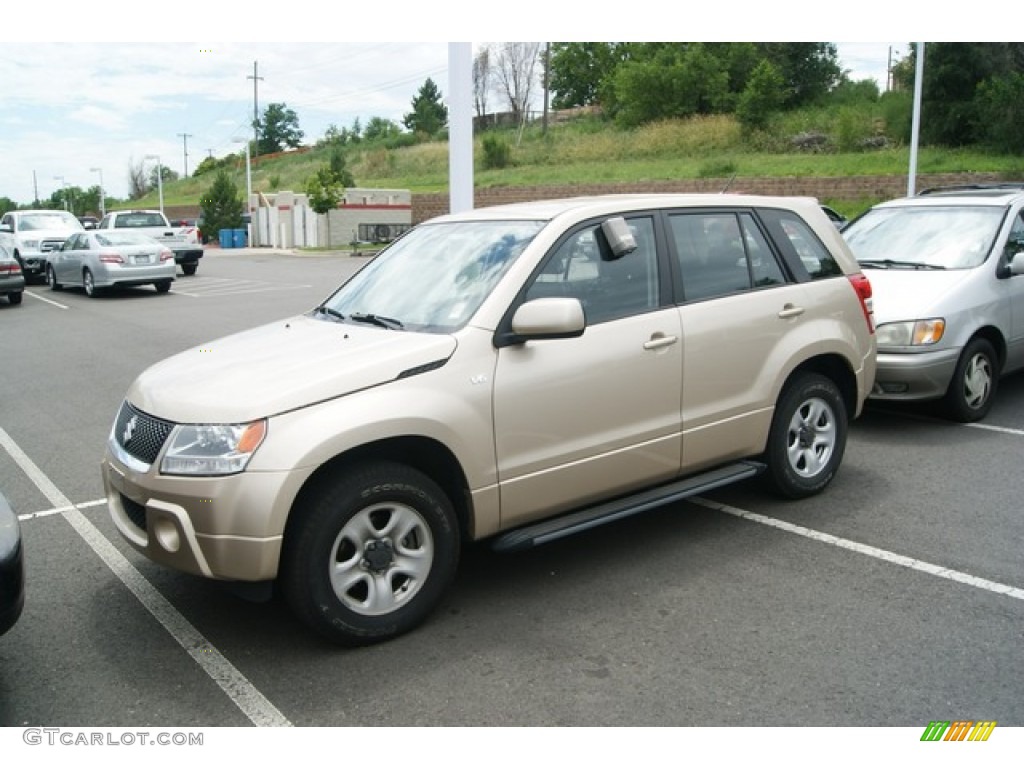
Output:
[47,231,175,297]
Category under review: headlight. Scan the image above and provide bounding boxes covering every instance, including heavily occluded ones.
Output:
[160,420,267,476]
[876,319,945,348]
[22,239,40,250]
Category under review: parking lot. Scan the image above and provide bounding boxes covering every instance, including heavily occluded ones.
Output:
[2,249,1023,732]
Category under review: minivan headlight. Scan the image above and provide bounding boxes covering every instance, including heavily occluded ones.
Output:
[876,319,945,348]
[160,420,267,476]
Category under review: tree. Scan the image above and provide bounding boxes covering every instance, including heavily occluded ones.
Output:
[327,147,355,187]
[973,71,1024,153]
[257,102,304,155]
[127,158,149,200]
[494,42,541,123]
[148,165,179,188]
[472,47,492,118]
[736,60,786,134]
[306,167,344,246]
[363,116,402,142]
[403,78,448,137]
[548,42,624,109]
[200,170,244,243]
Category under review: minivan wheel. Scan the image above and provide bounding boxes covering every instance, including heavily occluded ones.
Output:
[765,372,847,499]
[943,337,997,423]
[280,462,460,646]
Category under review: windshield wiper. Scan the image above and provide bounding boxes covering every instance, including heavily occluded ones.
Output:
[312,305,346,322]
[349,312,404,330]
[858,259,946,271]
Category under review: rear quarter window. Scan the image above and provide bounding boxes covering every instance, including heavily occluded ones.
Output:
[758,208,843,281]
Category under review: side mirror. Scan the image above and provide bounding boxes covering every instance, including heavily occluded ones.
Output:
[0,224,12,234]
[600,217,637,260]
[497,297,586,346]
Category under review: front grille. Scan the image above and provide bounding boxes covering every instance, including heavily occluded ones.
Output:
[114,401,174,465]
[40,239,65,253]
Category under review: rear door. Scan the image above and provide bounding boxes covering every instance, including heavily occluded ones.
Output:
[493,214,684,528]
[667,208,814,469]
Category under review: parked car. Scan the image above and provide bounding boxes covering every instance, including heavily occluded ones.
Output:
[48,231,176,297]
[0,244,25,306]
[102,194,876,646]
[0,491,24,636]
[78,215,100,230]
[0,209,84,284]
[842,183,1024,421]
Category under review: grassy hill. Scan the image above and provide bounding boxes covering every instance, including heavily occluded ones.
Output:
[140,110,1024,220]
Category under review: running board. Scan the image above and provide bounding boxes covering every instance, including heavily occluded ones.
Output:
[491,460,765,553]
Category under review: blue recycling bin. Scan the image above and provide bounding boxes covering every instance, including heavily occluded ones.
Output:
[219,229,234,249]
[232,228,247,248]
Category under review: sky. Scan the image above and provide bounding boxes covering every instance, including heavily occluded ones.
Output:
[0,6,983,207]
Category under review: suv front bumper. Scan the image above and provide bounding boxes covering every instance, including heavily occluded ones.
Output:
[102,449,297,582]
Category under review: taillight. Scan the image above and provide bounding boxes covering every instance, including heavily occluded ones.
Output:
[99,253,124,264]
[0,262,22,276]
[159,249,174,262]
[848,273,874,334]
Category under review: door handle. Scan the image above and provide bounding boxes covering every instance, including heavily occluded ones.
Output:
[643,334,679,350]
[777,304,805,319]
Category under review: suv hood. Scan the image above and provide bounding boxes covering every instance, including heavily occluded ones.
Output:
[127,315,457,423]
[861,268,976,324]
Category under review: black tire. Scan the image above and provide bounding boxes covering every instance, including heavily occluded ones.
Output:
[7,291,22,305]
[155,280,171,294]
[83,268,98,298]
[942,337,998,422]
[280,462,460,646]
[182,263,198,276]
[47,265,62,291]
[764,372,847,499]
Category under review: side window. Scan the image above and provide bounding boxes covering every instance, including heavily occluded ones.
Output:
[524,216,659,324]
[670,212,786,301]
[1006,211,1024,262]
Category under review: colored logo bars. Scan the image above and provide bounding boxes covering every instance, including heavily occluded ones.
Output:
[920,721,997,742]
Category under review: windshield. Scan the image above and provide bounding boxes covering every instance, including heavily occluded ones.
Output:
[842,205,1004,269]
[19,212,83,232]
[320,219,544,333]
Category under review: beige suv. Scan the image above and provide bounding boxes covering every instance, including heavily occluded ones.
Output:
[102,194,876,645]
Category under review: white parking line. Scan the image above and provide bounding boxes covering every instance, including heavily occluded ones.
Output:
[965,422,1024,437]
[0,427,292,727]
[691,497,1024,601]
[24,290,69,310]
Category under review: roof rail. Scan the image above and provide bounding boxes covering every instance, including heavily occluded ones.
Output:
[917,182,1024,196]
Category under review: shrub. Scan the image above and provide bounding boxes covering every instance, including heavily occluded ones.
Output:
[481,134,512,170]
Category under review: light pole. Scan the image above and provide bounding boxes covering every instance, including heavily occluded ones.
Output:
[144,154,164,214]
[233,138,254,245]
[90,167,105,217]
[53,175,67,211]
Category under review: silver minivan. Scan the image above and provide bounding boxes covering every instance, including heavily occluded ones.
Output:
[842,184,1024,421]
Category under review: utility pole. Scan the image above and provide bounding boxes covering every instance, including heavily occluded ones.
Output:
[178,132,193,176]
[248,61,264,157]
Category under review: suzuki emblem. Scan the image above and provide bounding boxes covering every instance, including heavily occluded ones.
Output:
[123,415,138,445]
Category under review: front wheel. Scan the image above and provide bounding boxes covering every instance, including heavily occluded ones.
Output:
[764,372,847,499]
[47,265,62,291]
[280,462,460,646]
[942,338,997,422]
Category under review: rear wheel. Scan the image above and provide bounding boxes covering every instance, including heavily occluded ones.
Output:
[155,280,171,294]
[764,372,847,499]
[7,291,22,305]
[83,269,98,297]
[280,462,460,646]
[182,263,197,276]
[943,337,997,422]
